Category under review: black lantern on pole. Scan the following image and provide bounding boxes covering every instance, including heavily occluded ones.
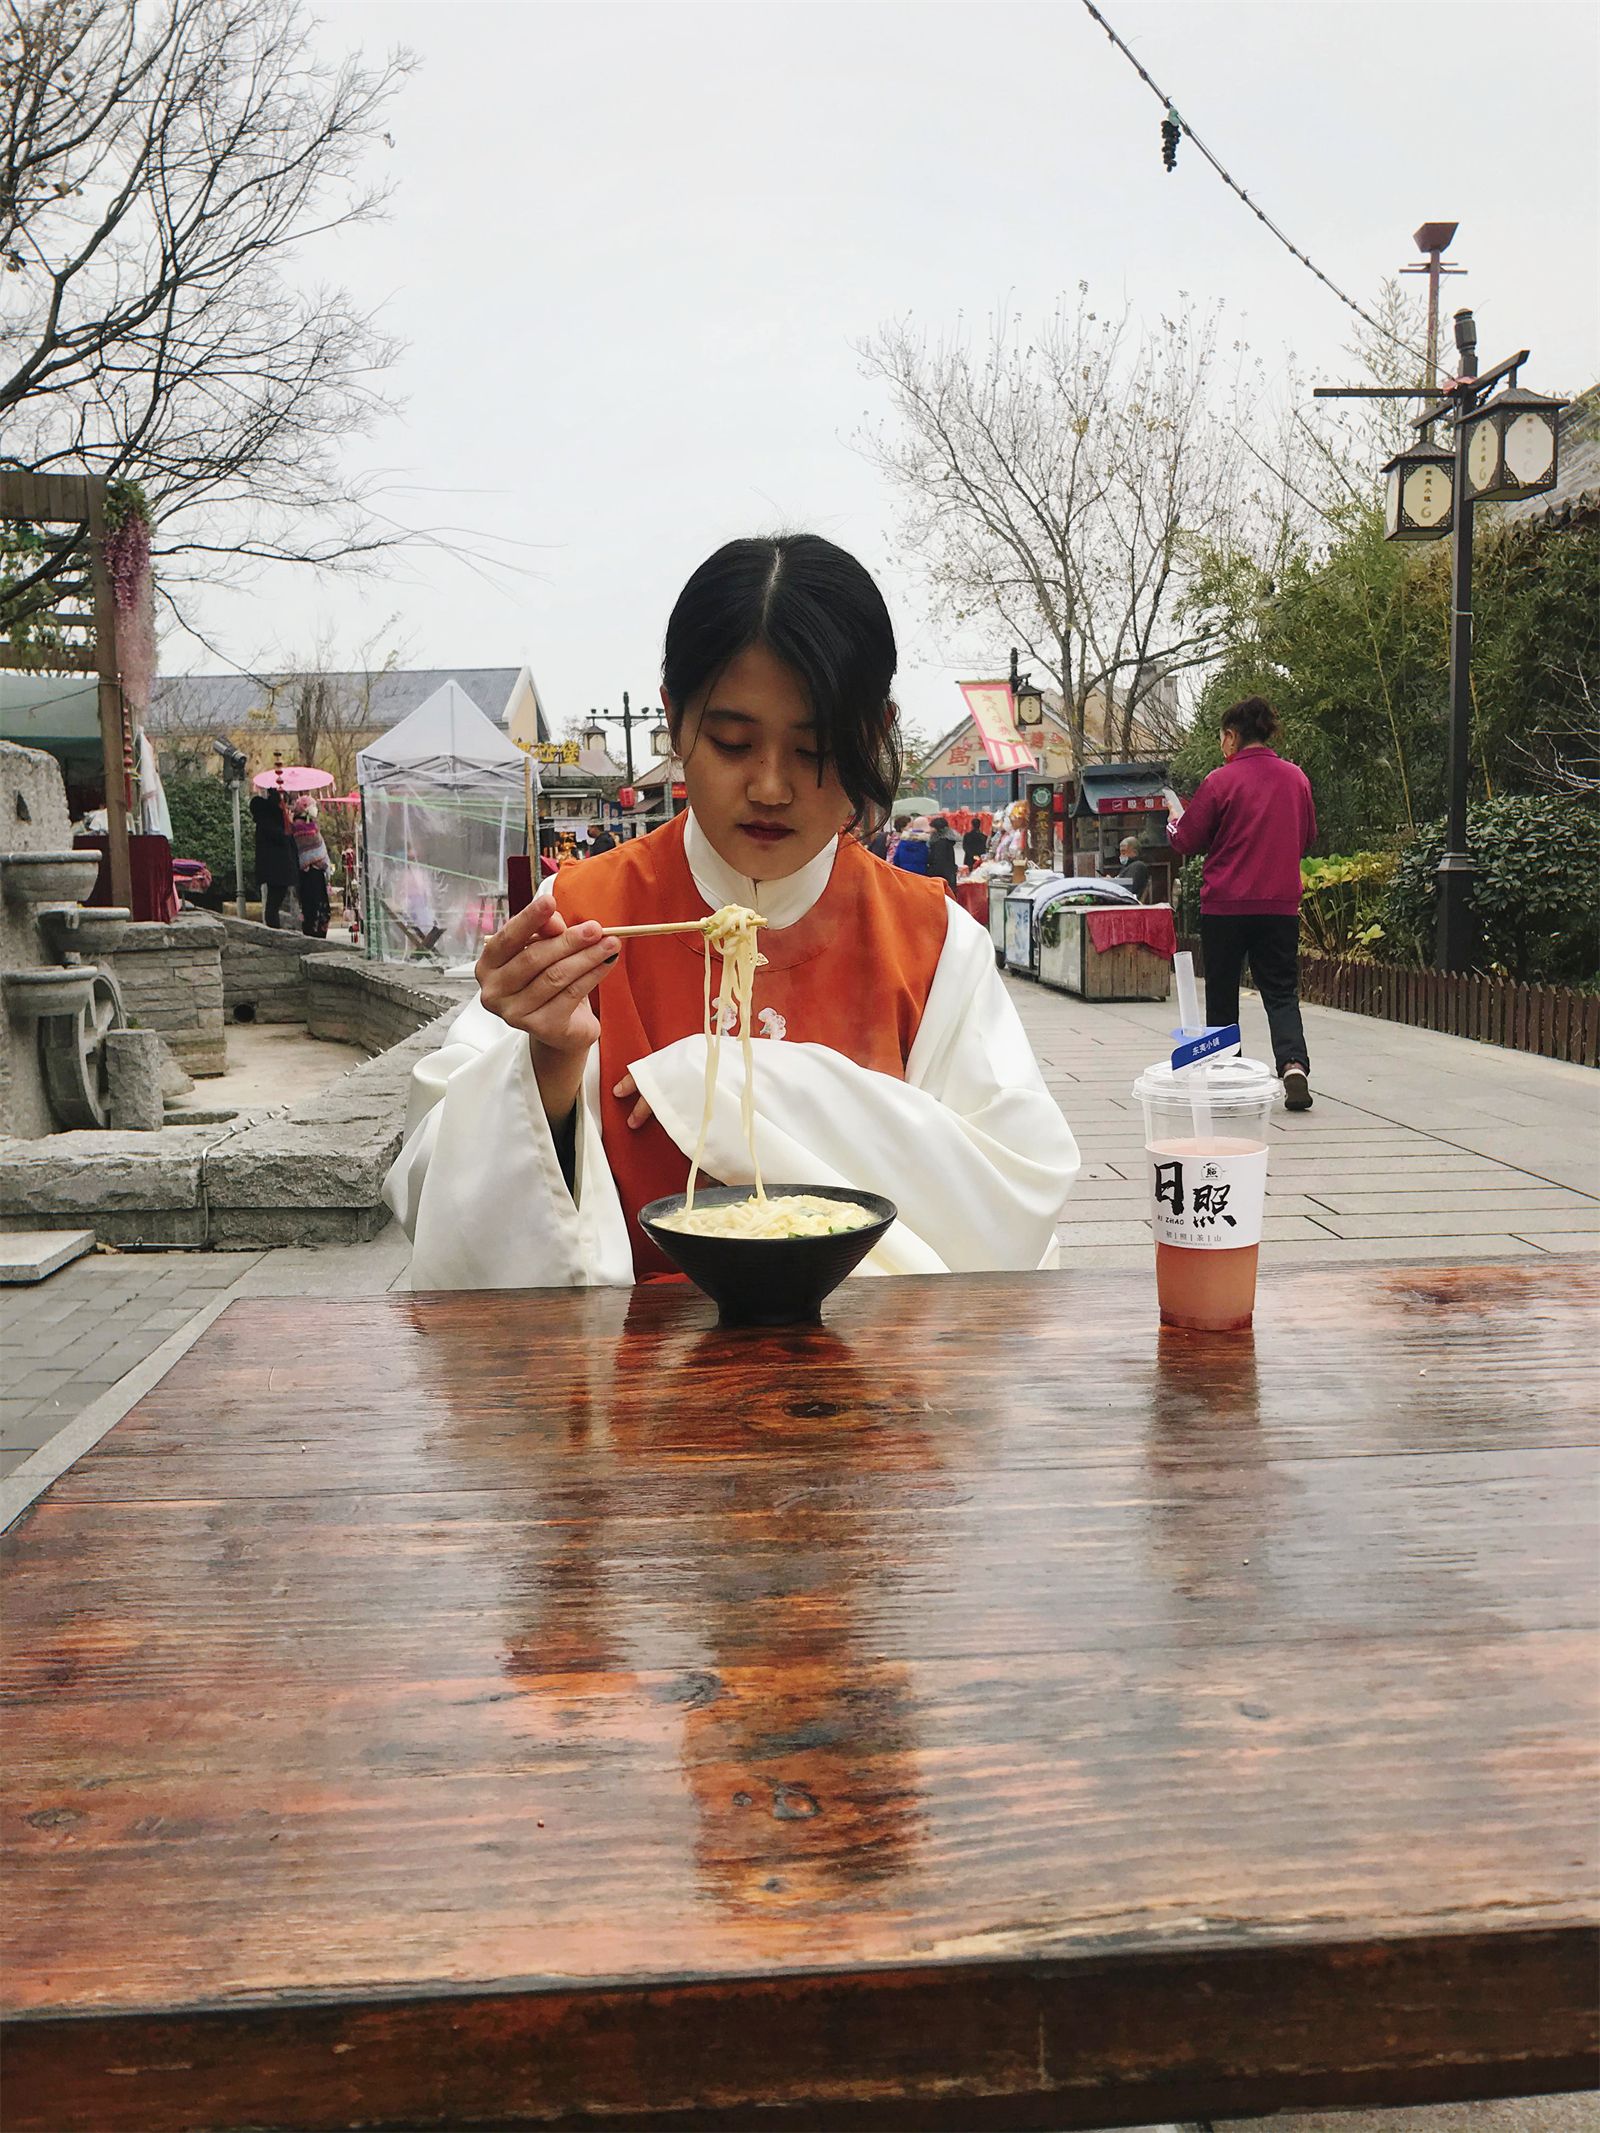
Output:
[649,721,672,759]
[1381,436,1455,540]
[1460,383,1567,503]
[581,710,606,753]
[1014,674,1045,729]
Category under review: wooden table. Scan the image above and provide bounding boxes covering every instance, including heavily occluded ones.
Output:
[4,1264,1597,2133]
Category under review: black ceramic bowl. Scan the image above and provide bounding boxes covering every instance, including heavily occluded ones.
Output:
[638,1184,897,1327]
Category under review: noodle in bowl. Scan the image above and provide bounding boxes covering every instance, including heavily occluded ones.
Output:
[639,1185,898,1327]
[653,1191,880,1240]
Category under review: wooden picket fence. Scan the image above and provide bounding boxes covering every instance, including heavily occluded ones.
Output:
[1297,955,1599,1067]
[1175,940,1598,1067]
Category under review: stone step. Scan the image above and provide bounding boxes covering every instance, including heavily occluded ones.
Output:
[0,1228,95,1284]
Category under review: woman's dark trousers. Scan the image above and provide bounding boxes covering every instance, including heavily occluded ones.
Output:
[1199,913,1310,1074]
[298,870,329,937]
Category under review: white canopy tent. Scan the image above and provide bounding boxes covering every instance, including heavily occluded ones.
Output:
[357,680,538,964]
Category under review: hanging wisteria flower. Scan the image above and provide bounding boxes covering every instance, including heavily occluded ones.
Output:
[102,480,157,717]
[103,481,153,613]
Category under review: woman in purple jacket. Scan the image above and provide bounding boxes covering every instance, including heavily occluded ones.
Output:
[1166,696,1317,1111]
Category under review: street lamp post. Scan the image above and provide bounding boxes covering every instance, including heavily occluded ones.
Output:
[1007,645,1044,807]
[581,691,673,834]
[1438,309,1480,974]
[213,737,248,918]
[1315,299,1564,972]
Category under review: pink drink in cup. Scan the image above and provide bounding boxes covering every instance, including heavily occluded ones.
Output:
[1131,1056,1280,1332]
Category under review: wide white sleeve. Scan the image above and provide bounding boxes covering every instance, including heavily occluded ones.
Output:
[383,999,634,1291]
[628,901,1079,1275]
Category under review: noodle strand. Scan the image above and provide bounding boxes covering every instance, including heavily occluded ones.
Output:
[684,904,766,1213]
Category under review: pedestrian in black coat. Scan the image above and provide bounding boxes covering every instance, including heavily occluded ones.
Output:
[927,816,959,890]
[250,791,298,929]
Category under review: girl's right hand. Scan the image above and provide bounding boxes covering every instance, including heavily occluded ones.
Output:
[475,890,620,1122]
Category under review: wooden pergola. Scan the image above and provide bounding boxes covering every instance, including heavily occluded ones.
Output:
[0,468,133,908]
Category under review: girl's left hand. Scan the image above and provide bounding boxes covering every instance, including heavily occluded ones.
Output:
[613,1071,654,1131]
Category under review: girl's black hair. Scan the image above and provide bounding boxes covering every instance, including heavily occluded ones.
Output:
[661,534,903,830]
[1220,695,1280,746]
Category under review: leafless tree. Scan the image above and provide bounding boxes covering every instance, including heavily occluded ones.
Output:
[858,291,1273,774]
[265,618,406,791]
[142,670,236,777]
[0,0,414,633]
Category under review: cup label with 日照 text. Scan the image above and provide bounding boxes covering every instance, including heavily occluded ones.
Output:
[1147,1146,1268,1249]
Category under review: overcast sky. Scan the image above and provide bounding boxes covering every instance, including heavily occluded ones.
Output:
[172,0,1600,747]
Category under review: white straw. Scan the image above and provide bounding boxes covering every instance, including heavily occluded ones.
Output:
[1172,951,1213,1145]
[1174,951,1202,1038]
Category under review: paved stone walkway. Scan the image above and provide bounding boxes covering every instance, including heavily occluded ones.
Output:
[1020,978,1600,1270]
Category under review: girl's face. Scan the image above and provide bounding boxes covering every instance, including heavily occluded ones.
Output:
[667,644,854,882]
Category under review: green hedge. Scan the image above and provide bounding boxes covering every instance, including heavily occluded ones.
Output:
[1381,796,1600,984]
[1300,853,1395,959]
[165,776,242,903]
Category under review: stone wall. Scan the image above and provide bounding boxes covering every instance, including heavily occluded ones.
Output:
[0,739,77,1139]
[218,913,344,1024]
[0,1007,460,1247]
[106,913,226,1077]
[305,956,458,1053]
[205,1009,460,1245]
[0,951,468,1246]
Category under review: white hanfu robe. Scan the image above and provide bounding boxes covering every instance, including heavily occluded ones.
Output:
[384,817,1079,1289]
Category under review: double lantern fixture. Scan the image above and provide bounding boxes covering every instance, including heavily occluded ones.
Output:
[1382,340,1565,541]
[581,691,675,817]
[1324,301,1567,971]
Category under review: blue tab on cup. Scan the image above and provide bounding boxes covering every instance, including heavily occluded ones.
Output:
[1171,1023,1242,1071]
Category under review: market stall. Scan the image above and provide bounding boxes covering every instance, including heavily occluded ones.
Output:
[1002,874,1070,978]
[1071,761,1172,890]
[356,681,535,964]
[1038,895,1176,1000]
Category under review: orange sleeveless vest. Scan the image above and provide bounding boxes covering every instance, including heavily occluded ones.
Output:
[555,815,949,1276]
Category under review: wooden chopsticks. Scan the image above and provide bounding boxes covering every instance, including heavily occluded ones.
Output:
[605,919,717,939]
[605,916,767,939]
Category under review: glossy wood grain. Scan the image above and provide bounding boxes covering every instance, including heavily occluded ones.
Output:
[3,1262,1597,2133]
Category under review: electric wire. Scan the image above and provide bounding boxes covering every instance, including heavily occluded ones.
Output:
[1079,0,1430,366]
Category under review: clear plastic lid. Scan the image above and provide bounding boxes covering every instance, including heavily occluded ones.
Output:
[1131,1054,1281,1108]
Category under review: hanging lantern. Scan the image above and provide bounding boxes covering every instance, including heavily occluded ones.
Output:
[1460,384,1566,503]
[1014,677,1045,728]
[1382,436,1455,541]
[617,786,637,810]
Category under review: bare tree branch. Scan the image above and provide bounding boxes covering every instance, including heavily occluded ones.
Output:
[0,0,420,628]
[857,291,1280,774]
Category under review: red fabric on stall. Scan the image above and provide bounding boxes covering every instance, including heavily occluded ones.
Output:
[1084,906,1177,959]
[74,834,180,922]
[955,881,989,924]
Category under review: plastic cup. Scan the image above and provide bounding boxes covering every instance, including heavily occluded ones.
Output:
[1131,1055,1280,1332]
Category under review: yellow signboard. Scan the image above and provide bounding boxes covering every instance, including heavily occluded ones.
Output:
[515,740,581,766]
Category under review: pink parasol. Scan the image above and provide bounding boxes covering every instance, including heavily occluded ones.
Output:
[252,765,334,794]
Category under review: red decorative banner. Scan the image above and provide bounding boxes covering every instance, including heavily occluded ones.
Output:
[957,680,1037,773]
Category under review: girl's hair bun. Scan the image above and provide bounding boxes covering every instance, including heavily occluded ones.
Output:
[1219,695,1279,746]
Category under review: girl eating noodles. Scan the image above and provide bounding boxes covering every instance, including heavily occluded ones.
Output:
[385,533,1080,1287]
